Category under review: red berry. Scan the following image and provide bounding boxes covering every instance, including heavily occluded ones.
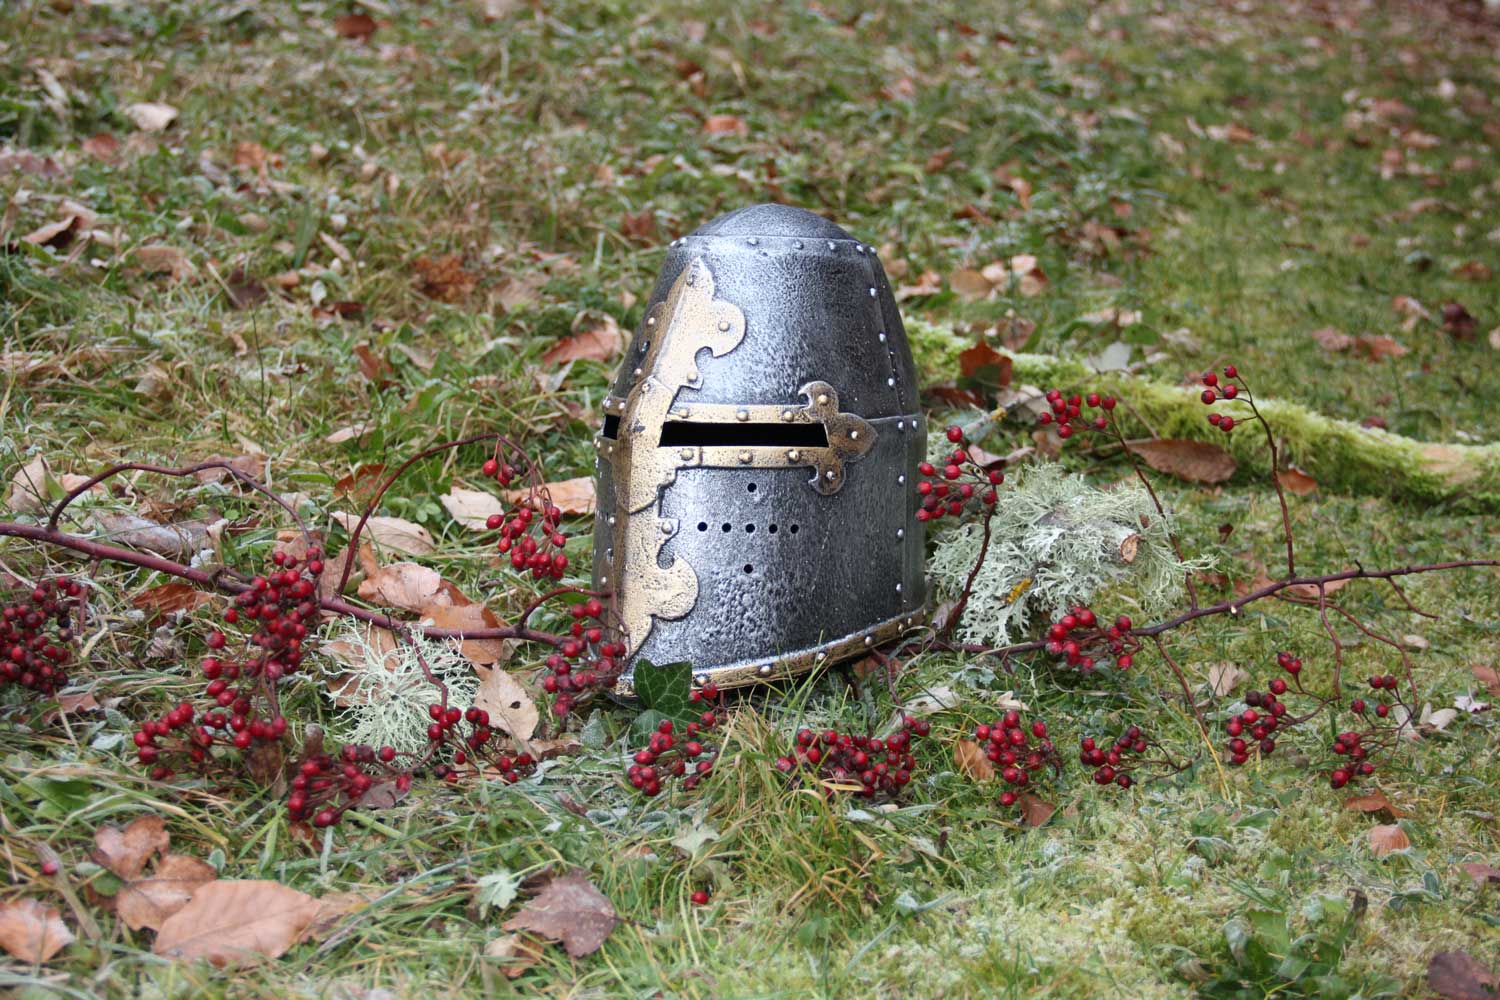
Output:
[691,890,710,906]
[946,426,964,443]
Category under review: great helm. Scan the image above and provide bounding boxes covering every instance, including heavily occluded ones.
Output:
[592,204,926,695]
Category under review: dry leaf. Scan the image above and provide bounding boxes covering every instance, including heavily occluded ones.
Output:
[0,899,73,964]
[1368,824,1410,857]
[124,102,178,132]
[424,603,511,665]
[1275,467,1317,496]
[153,880,323,965]
[324,425,371,445]
[1473,665,1500,696]
[8,455,51,513]
[117,854,218,932]
[133,245,193,281]
[484,932,545,977]
[474,667,539,742]
[330,513,435,557]
[703,115,748,136]
[957,341,1013,387]
[1126,439,1237,484]
[441,487,505,530]
[414,254,477,302]
[949,269,992,302]
[1018,792,1056,828]
[1354,334,1409,361]
[1442,302,1478,340]
[502,869,617,958]
[93,512,212,559]
[132,582,213,617]
[1459,862,1500,887]
[357,562,459,613]
[1310,326,1354,352]
[1207,662,1249,698]
[333,12,377,39]
[542,313,624,365]
[1428,950,1500,1000]
[502,477,595,517]
[954,739,996,781]
[1343,791,1407,818]
[92,815,170,880]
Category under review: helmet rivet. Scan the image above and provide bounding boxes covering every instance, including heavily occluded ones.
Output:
[738,450,752,463]
[793,240,804,250]
[757,664,773,677]
[679,448,694,460]
[825,469,836,480]
[816,652,827,661]
[781,409,794,421]
[868,287,877,297]
[747,237,759,246]
[850,430,859,440]
[896,528,905,539]
[897,475,906,484]
[695,673,709,686]
[718,320,730,331]
[608,515,618,526]
[855,244,865,253]
[878,332,887,342]
[661,522,673,535]
[633,367,643,377]
[816,393,829,405]
[864,635,874,645]
[736,408,749,421]
[787,449,800,461]
[895,583,903,593]
[887,377,896,387]
[600,576,609,586]
[646,316,656,326]
[827,241,836,250]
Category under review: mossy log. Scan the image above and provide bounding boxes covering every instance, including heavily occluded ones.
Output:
[907,321,1500,512]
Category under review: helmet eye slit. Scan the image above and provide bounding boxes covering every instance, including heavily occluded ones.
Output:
[657,421,829,449]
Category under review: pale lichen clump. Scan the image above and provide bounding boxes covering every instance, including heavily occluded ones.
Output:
[928,463,1213,649]
[318,625,480,755]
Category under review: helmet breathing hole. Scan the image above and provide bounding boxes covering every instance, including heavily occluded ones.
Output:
[747,482,757,493]
[769,524,778,534]
[697,522,708,532]
[790,524,799,534]
[743,564,754,574]
[745,524,755,533]
[721,523,732,533]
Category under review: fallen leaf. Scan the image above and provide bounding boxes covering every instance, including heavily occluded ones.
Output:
[133,245,193,281]
[954,739,996,781]
[895,269,942,301]
[1420,703,1459,731]
[333,12,377,39]
[1126,439,1237,484]
[1343,790,1407,818]
[1428,950,1499,1000]
[1455,261,1492,282]
[502,869,616,958]
[0,149,65,177]
[1442,302,1478,340]
[132,582,213,617]
[1118,533,1141,563]
[473,667,539,742]
[414,254,477,302]
[124,102,178,133]
[957,340,1013,387]
[80,132,119,161]
[330,513,435,557]
[24,212,89,249]
[1018,792,1056,828]
[324,425,371,445]
[351,343,393,386]
[92,815,169,880]
[1310,326,1354,352]
[8,455,51,513]
[1368,824,1410,857]
[153,880,323,965]
[1403,634,1430,651]
[0,899,73,963]
[703,114,748,136]
[542,313,624,365]
[1355,334,1409,361]
[1208,662,1249,698]
[53,691,99,716]
[423,602,511,665]
[1473,665,1500,696]
[441,487,506,530]
[117,854,218,932]
[93,512,213,559]
[484,932,545,977]
[1460,862,1500,887]
[357,562,461,613]
[949,269,992,302]
[1276,467,1318,496]
[502,477,595,517]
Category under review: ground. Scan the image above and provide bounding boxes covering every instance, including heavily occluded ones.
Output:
[2,0,1499,997]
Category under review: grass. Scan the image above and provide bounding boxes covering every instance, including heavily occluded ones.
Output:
[2,0,1499,996]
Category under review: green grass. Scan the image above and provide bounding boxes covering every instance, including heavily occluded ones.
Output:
[2,0,1499,996]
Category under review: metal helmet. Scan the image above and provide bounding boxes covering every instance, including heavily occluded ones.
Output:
[592,204,926,695]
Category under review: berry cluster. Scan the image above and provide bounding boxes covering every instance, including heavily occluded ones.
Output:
[1079,726,1149,788]
[423,702,538,783]
[1352,673,1402,719]
[1327,730,1378,789]
[1198,365,1242,434]
[915,425,1005,523]
[775,714,930,799]
[542,598,625,718]
[134,549,322,780]
[625,689,724,797]
[1042,607,1137,672]
[974,712,1061,808]
[288,743,411,827]
[1036,389,1115,439]
[1223,676,1291,765]
[2,578,83,696]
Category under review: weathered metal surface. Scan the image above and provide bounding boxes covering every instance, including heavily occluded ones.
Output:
[592,204,926,694]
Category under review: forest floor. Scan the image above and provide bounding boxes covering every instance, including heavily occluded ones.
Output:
[2,0,1499,997]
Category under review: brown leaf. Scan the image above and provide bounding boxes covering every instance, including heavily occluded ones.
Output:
[1428,950,1499,1000]
[117,854,218,932]
[423,603,511,665]
[1455,261,1492,282]
[334,462,387,501]
[8,455,52,513]
[133,245,194,281]
[441,487,505,530]
[1276,467,1318,496]
[502,477,596,517]
[1018,792,1056,828]
[333,12,377,39]
[124,102,178,133]
[0,899,73,963]
[92,512,212,560]
[1310,325,1354,352]
[957,341,1013,388]
[473,667,539,742]
[542,313,624,365]
[703,114,748,136]
[619,210,655,244]
[153,880,324,965]
[357,562,462,613]
[502,869,617,958]
[1472,665,1500,696]
[1442,302,1478,340]
[1368,824,1410,857]
[0,149,65,177]
[24,212,88,250]
[92,815,170,880]
[330,513,435,557]
[132,582,213,617]
[1342,790,1407,819]
[949,269,992,302]
[1284,574,1352,602]
[351,343,393,386]
[1460,862,1500,887]
[895,269,942,301]
[1126,439,1237,484]
[485,932,546,977]
[954,739,996,781]
[1208,662,1249,698]
[413,254,477,302]
[1354,335,1409,361]
[81,132,119,162]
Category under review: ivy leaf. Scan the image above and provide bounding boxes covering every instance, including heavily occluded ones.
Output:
[632,659,696,729]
